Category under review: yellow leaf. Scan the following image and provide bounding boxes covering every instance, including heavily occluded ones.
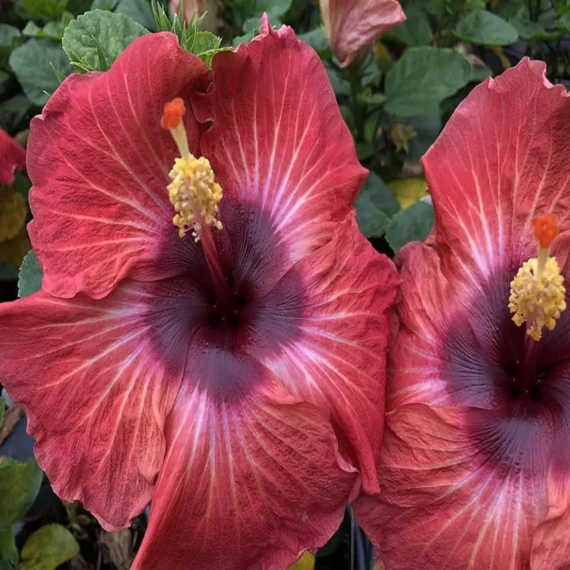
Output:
[288,552,315,570]
[388,177,428,210]
[375,41,391,62]
[0,187,26,243]
[0,227,30,267]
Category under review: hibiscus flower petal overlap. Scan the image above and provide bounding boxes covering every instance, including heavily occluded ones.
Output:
[355,58,570,569]
[0,19,399,570]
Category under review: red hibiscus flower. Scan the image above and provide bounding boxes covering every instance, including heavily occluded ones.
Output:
[355,58,570,569]
[0,127,25,185]
[0,19,400,569]
[320,0,405,67]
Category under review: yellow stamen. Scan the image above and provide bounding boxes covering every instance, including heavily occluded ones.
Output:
[161,98,223,241]
[509,215,566,341]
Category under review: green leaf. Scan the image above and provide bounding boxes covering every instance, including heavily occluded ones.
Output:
[0,458,43,529]
[298,27,329,54]
[9,40,71,106]
[0,25,21,49]
[356,172,400,238]
[63,10,149,72]
[384,6,432,46]
[0,94,33,124]
[20,0,68,20]
[251,0,291,20]
[0,527,18,565]
[455,10,518,46]
[0,24,22,68]
[91,0,119,9]
[18,250,43,298]
[385,200,434,252]
[385,47,472,117]
[22,20,68,41]
[556,12,570,33]
[0,396,4,426]
[17,524,79,570]
[406,107,441,161]
[0,561,13,570]
[115,0,156,30]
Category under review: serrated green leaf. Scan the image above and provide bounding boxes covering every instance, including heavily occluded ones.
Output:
[199,46,232,66]
[385,47,472,117]
[115,0,156,30]
[17,524,79,570]
[356,172,400,238]
[385,200,434,252]
[185,30,220,53]
[62,10,149,72]
[9,40,71,106]
[0,458,42,529]
[0,527,18,565]
[456,10,518,46]
[18,250,43,298]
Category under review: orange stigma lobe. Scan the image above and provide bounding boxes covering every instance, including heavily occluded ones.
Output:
[533,214,558,249]
[161,98,186,130]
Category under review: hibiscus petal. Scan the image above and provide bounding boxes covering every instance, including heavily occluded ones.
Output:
[422,58,570,283]
[0,278,201,529]
[0,127,26,185]
[388,241,516,410]
[531,385,570,569]
[132,372,358,570]
[27,33,209,299]
[355,404,550,570]
[259,217,400,494]
[320,0,405,67]
[192,17,367,262]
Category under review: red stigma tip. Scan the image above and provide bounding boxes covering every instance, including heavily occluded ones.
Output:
[161,98,186,130]
[533,214,558,249]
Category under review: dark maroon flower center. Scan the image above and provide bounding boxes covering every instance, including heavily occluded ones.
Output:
[442,270,570,414]
[144,200,306,401]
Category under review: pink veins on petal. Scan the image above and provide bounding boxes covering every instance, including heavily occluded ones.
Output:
[355,58,570,570]
[0,18,400,570]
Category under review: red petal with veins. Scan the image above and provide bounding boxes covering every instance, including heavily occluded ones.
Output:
[27,32,209,299]
[355,404,550,570]
[133,379,359,570]
[355,58,570,570]
[422,58,570,285]
[192,18,368,263]
[320,0,405,67]
[260,217,400,494]
[0,280,199,529]
[2,20,401,569]
[0,127,25,185]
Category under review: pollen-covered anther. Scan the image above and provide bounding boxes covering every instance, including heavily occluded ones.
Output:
[509,214,566,341]
[161,98,223,240]
[167,156,223,241]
